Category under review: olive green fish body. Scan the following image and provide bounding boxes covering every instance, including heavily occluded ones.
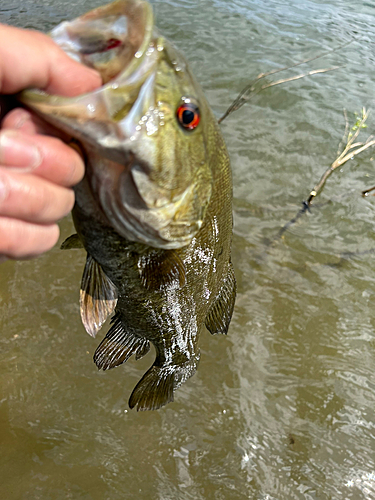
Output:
[70,111,235,411]
[21,0,236,411]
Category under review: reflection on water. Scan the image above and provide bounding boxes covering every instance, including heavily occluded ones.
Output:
[1,0,375,498]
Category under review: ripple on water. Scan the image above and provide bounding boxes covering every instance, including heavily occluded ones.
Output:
[1,0,375,499]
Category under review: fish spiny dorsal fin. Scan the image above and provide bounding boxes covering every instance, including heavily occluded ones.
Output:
[128,365,175,411]
[93,312,150,370]
[138,249,186,291]
[205,262,236,335]
[60,233,84,249]
[80,254,118,337]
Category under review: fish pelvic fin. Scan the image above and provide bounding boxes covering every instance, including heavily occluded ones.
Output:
[205,262,236,335]
[94,313,150,371]
[128,366,175,412]
[80,254,118,337]
[138,249,186,291]
[60,233,84,249]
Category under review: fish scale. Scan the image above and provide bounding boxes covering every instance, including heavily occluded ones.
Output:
[19,0,236,411]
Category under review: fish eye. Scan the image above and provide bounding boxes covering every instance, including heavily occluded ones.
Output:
[176,101,200,131]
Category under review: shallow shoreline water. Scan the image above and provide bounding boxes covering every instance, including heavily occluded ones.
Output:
[1,1,375,498]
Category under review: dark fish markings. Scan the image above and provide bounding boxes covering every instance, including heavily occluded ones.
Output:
[21,0,236,410]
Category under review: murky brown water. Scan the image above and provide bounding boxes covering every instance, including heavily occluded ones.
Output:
[1,0,375,498]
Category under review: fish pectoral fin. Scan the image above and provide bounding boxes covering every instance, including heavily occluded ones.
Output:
[205,262,236,335]
[80,254,118,337]
[94,313,150,370]
[60,233,84,249]
[128,365,175,412]
[138,249,186,291]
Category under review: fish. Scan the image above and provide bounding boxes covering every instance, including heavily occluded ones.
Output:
[19,0,236,411]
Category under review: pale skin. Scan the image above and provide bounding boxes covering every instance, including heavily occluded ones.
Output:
[0,24,102,261]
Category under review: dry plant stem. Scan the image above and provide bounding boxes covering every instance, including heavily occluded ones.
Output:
[362,185,375,197]
[218,38,355,124]
[218,66,341,124]
[307,109,375,206]
[336,109,349,156]
[276,108,375,241]
[260,67,341,92]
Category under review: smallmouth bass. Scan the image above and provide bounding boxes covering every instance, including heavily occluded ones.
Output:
[20,0,236,411]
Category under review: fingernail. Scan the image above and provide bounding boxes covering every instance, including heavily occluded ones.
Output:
[0,130,42,170]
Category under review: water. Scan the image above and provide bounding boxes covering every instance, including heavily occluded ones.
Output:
[1,0,375,498]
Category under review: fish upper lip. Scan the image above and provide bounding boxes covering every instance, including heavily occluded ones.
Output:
[20,0,155,103]
[20,40,160,157]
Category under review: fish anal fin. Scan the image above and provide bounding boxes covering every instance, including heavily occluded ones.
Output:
[138,249,186,291]
[94,313,150,371]
[128,366,175,411]
[205,262,236,335]
[135,341,151,360]
[60,233,84,249]
[80,254,118,337]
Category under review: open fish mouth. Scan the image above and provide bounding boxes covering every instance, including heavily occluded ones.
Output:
[50,1,153,85]
[20,0,158,152]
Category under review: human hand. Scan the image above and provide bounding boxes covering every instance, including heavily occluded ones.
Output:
[0,24,102,261]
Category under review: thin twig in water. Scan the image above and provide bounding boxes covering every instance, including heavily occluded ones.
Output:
[219,67,341,124]
[219,38,356,124]
[306,108,375,206]
[362,185,375,197]
[276,108,375,240]
[336,109,349,156]
[259,67,342,90]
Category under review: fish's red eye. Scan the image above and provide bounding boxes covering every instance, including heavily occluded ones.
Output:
[176,102,200,130]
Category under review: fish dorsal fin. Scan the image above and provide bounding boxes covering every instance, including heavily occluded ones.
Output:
[80,254,118,337]
[205,262,236,335]
[94,313,150,370]
[60,233,84,249]
[128,366,175,411]
[138,249,186,291]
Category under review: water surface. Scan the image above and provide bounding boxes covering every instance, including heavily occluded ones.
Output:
[1,0,375,498]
